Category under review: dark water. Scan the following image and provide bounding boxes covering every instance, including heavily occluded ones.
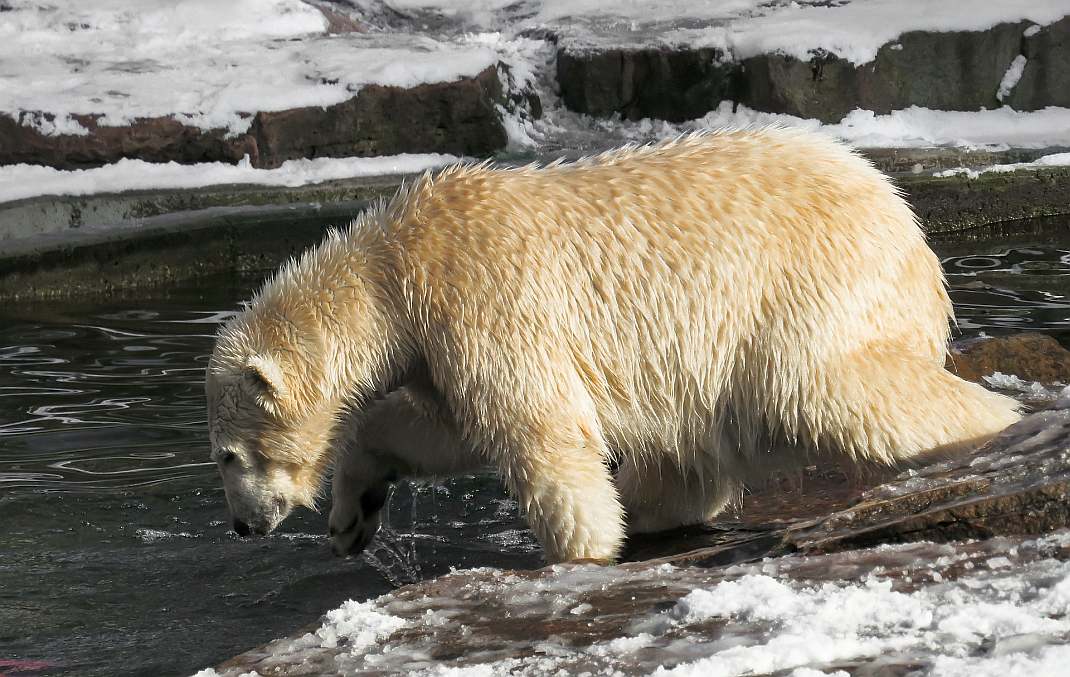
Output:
[942,242,1070,345]
[0,276,537,677]
[1,242,1067,677]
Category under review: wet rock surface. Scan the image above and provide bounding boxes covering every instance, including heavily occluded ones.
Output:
[785,402,1070,555]
[216,529,1070,675]
[0,67,507,170]
[210,367,1070,675]
[947,332,1070,385]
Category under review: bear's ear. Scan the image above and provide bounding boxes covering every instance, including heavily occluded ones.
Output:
[244,354,290,414]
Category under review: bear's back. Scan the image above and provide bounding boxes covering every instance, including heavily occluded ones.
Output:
[380,128,951,445]
[389,127,942,342]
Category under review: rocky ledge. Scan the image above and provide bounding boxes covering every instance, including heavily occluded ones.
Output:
[208,334,1070,675]
[558,16,1070,123]
[0,67,507,171]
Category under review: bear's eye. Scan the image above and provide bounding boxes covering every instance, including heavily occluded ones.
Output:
[220,450,237,465]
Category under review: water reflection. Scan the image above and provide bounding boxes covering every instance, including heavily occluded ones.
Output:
[943,245,1070,339]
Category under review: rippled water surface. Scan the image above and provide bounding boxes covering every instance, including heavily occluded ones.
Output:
[0,276,536,677]
[1,242,1067,676]
[943,242,1070,342]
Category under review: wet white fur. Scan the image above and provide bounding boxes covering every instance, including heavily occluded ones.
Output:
[208,127,1022,562]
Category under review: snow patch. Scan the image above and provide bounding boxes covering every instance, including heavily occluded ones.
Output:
[653,103,1070,150]
[983,372,1065,398]
[314,599,407,653]
[392,0,1068,66]
[0,1,499,133]
[0,154,460,205]
[11,112,91,137]
[194,535,1070,676]
[543,0,1070,65]
[934,152,1070,179]
[655,566,1070,676]
[997,55,1029,102]
[588,633,655,656]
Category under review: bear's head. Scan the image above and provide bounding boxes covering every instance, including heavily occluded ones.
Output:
[206,315,338,537]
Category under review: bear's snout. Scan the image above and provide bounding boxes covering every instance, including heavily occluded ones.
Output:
[231,515,275,537]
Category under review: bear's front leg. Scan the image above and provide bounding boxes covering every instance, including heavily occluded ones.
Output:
[495,416,625,564]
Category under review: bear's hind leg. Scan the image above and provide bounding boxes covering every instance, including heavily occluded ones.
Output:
[810,344,1022,464]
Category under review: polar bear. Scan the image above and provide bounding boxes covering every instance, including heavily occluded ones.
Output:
[206,128,1021,563]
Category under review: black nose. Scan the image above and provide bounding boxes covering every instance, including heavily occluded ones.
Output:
[233,519,251,537]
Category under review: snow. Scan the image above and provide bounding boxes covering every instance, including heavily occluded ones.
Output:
[3,1,1070,204]
[653,561,1070,676]
[734,105,1070,150]
[983,372,1068,398]
[658,0,1068,65]
[659,575,933,675]
[387,0,1068,66]
[313,599,407,653]
[6,103,1070,205]
[200,534,1070,676]
[4,0,1068,139]
[595,103,1070,151]
[930,646,1070,677]
[935,152,1070,179]
[587,633,655,656]
[384,0,1068,66]
[997,55,1029,102]
[0,154,460,204]
[0,0,500,135]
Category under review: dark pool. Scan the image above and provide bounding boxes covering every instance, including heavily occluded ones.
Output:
[0,276,538,677]
[1,241,1067,676]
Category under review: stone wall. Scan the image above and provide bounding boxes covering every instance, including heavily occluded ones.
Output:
[558,17,1070,123]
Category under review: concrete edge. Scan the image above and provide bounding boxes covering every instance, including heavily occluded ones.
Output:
[0,200,371,301]
[1,165,1068,301]
[0,174,409,242]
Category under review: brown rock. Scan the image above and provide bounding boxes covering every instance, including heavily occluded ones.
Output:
[784,403,1070,554]
[305,1,368,34]
[946,332,1070,384]
[0,67,508,170]
[250,66,508,168]
[0,113,257,170]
